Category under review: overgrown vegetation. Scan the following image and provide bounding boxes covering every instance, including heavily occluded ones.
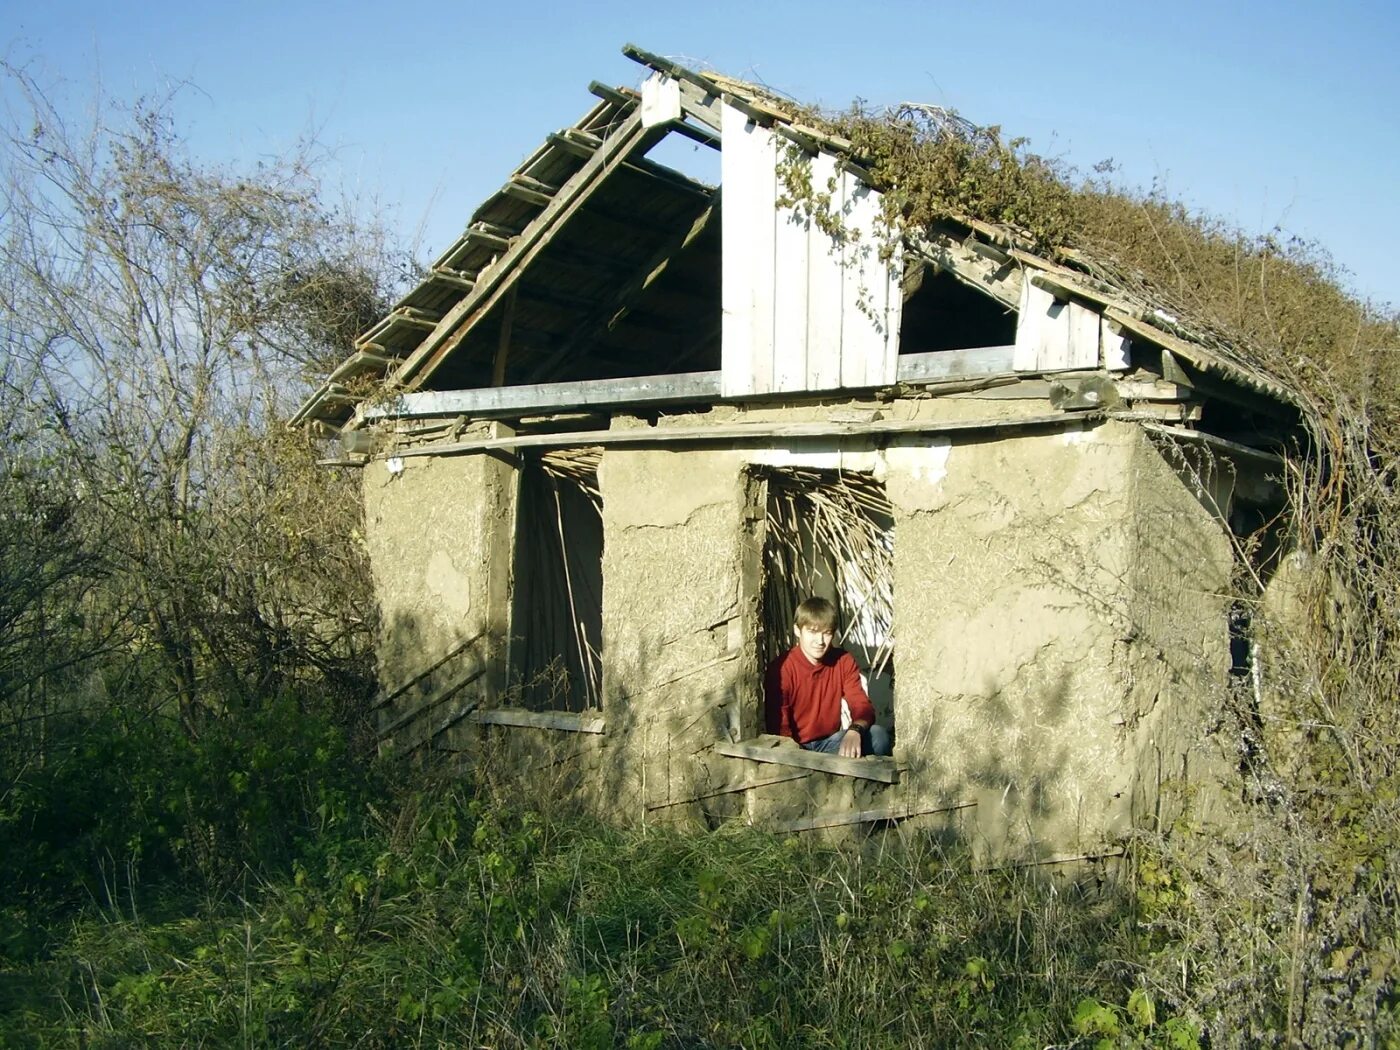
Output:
[4,60,1400,1048]
[776,94,1400,1045]
[4,752,1204,1049]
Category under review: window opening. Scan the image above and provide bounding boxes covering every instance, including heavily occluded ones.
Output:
[758,467,895,729]
[511,448,604,712]
[898,267,1016,354]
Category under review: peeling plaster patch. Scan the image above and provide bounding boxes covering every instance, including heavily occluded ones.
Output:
[884,441,952,513]
[886,440,952,486]
[425,550,472,617]
[748,447,882,473]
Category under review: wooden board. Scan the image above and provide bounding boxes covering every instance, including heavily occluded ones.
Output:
[772,176,811,392]
[721,103,778,397]
[365,370,724,420]
[772,800,975,833]
[839,170,900,388]
[805,152,846,391]
[389,411,1093,460]
[1066,301,1101,369]
[715,735,900,783]
[721,105,901,398]
[640,72,681,127]
[1014,282,1099,371]
[468,709,606,733]
[1102,317,1131,370]
[896,345,1015,382]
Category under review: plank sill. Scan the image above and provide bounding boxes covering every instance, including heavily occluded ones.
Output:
[715,735,899,783]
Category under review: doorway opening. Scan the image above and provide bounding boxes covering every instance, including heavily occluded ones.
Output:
[510,448,604,712]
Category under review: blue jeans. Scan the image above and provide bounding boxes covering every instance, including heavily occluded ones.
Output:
[802,723,892,757]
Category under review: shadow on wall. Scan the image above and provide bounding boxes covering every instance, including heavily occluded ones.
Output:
[369,475,1248,862]
[369,612,1128,860]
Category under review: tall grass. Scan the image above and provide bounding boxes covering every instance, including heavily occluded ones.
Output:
[4,759,1198,1049]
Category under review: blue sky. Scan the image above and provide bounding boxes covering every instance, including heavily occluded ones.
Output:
[5,0,1397,310]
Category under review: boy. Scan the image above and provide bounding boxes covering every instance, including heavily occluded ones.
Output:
[764,597,892,758]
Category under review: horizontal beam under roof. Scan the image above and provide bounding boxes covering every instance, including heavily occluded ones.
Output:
[357,346,1019,423]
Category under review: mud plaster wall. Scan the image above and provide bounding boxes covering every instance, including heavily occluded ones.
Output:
[361,446,515,751]
[358,399,1238,854]
[1120,435,1236,831]
[886,420,1234,857]
[888,420,1144,857]
[588,445,753,820]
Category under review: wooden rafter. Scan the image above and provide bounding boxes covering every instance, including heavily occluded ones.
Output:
[527,192,720,382]
[389,110,662,391]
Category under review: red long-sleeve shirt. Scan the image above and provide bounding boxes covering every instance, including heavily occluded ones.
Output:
[763,646,875,744]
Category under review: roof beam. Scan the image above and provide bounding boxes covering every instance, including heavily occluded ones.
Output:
[675,80,722,132]
[390,110,659,390]
[910,229,1023,310]
[588,80,637,108]
[364,346,1080,427]
[548,126,713,197]
[386,409,1096,460]
[527,192,719,382]
[364,370,723,421]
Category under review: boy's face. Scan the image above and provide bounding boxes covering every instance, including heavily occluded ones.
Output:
[794,623,835,664]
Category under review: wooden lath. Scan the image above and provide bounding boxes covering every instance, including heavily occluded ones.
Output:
[291,89,648,429]
[388,110,662,391]
[526,191,719,382]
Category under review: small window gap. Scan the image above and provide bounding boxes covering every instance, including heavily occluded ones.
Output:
[898,268,1016,354]
[510,448,604,712]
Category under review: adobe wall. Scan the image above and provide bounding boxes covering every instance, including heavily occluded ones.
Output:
[1119,434,1239,830]
[360,435,516,752]
[588,444,755,820]
[888,419,1233,859]
[357,397,1237,856]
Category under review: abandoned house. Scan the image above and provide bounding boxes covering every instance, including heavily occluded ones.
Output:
[293,45,1299,861]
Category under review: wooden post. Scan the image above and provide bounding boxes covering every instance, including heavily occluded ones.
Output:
[491,285,518,387]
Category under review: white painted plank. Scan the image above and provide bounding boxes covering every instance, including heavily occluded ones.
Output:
[721,104,778,396]
[1014,281,1069,370]
[896,346,1016,381]
[364,371,724,420]
[839,171,890,387]
[805,152,846,391]
[1102,317,1131,370]
[1065,301,1101,369]
[640,73,682,128]
[1013,278,1038,370]
[879,225,903,386]
[772,162,811,392]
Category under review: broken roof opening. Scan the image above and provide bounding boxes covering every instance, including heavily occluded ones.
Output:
[899,267,1016,355]
[642,131,721,189]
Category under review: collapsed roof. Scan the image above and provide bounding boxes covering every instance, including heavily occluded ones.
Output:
[292,44,1298,437]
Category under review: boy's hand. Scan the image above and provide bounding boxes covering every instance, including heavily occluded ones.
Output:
[839,728,862,758]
